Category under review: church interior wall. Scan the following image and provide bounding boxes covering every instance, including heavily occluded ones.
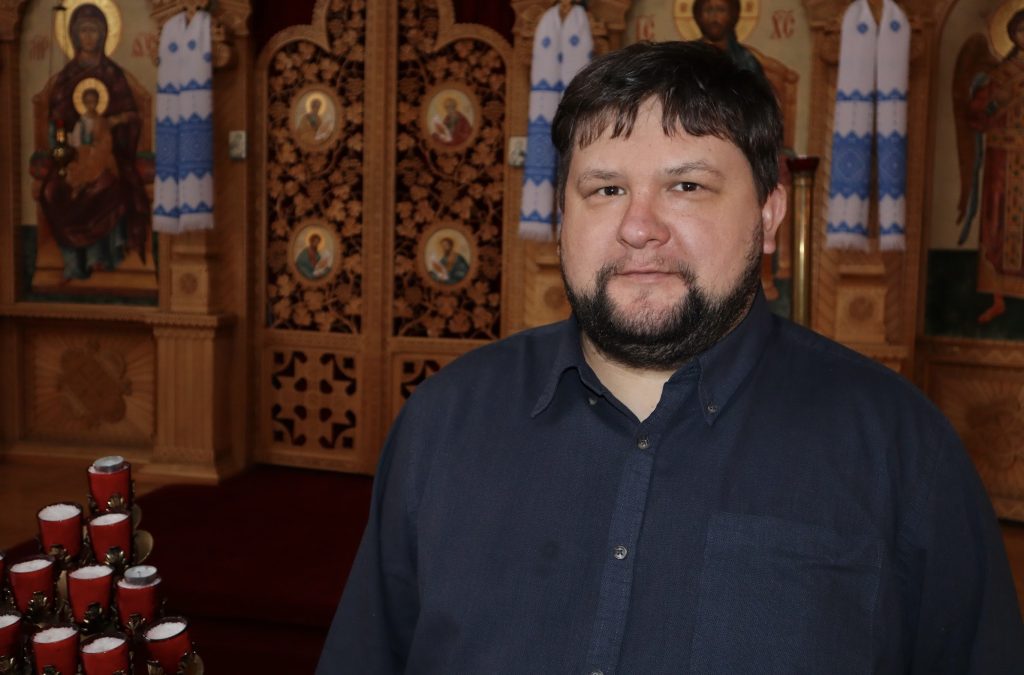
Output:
[0,0,1021,521]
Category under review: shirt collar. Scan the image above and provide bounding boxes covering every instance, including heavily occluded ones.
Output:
[531,315,601,417]
[531,291,774,423]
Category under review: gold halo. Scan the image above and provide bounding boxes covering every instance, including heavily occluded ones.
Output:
[72,78,110,115]
[989,0,1024,58]
[55,0,123,59]
[674,0,759,42]
[305,92,327,114]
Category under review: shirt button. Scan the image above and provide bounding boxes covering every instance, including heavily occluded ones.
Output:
[613,545,628,560]
[588,396,597,406]
[706,402,719,414]
[636,436,649,450]
[590,671,604,675]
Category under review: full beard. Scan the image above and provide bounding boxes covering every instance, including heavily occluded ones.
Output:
[563,227,764,371]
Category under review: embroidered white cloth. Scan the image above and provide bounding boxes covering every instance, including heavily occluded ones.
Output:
[826,0,909,251]
[154,10,214,233]
[518,4,592,241]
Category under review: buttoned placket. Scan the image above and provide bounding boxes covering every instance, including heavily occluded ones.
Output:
[582,415,657,675]
[580,367,699,675]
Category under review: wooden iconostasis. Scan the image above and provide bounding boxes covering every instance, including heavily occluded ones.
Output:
[0,0,1022,520]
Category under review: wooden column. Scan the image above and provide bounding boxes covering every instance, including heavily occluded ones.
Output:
[141,0,252,483]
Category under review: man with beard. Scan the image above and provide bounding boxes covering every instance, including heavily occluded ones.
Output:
[319,42,1023,674]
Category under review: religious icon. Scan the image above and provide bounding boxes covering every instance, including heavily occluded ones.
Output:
[421,84,479,152]
[29,1,154,293]
[953,0,1024,324]
[422,226,474,287]
[291,221,338,284]
[674,0,759,43]
[291,87,342,151]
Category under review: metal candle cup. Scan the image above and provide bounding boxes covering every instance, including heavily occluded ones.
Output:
[8,556,54,614]
[88,513,132,565]
[31,624,79,675]
[80,632,130,675]
[143,617,191,674]
[68,565,114,623]
[0,611,21,659]
[37,503,83,559]
[116,566,161,627]
[87,456,131,514]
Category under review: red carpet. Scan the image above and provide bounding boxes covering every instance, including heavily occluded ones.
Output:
[138,465,373,673]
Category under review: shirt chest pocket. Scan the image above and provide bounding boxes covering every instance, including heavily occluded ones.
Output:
[689,512,882,675]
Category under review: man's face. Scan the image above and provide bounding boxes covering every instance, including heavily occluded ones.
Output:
[559,99,784,369]
[83,92,98,112]
[697,0,735,42]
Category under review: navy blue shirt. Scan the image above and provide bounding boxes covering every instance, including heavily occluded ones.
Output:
[318,294,1024,673]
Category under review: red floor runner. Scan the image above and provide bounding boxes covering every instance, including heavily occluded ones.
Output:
[137,465,374,672]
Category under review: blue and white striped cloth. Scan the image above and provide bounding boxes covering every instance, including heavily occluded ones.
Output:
[518,4,592,241]
[154,11,214,233]
[826,0,909,251]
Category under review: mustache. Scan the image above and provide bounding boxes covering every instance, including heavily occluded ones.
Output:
[600,258,697,284]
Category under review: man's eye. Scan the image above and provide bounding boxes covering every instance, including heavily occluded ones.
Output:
[597,186,623,197]
[675,182,700,192]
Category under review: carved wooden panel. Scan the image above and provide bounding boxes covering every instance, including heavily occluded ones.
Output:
[264,0,366,334]
[920,336,1024,522]
[23,323,154,445]
[391,0,506,340]
[255,0,513,473]
[263,346,361,462]
[391,352,456,421]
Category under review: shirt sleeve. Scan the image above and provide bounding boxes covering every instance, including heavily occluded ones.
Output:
[317,408,423,674]
[907,427,1024,673]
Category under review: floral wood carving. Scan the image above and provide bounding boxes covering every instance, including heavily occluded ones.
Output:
[57,340,132,427]
[392,0,506,339]
[265,0,366,333]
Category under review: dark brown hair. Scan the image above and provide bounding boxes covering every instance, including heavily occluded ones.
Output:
[551,40,782,207]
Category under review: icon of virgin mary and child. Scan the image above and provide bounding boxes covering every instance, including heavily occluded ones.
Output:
[35,4,151,281]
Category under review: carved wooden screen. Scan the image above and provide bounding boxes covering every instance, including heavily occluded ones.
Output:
[255,0,511,473]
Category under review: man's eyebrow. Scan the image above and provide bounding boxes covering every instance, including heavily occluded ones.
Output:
[665,161,725,179]
[575,169,622,185]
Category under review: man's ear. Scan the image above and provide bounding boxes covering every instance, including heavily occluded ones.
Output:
[761,184,787,255]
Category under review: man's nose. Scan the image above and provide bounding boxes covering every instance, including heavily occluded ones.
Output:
[617,192,670,249]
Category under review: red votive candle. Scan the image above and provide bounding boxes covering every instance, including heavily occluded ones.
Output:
[88,513,132,564]
[32,624,78,675]
[87,456,131,514]
[37,503,83,559]
[144,617,191,673]
[8,556,54,614]
[116,566,161,627]
[0,611,21,659]
[80,632,130,675]
[68,565,114,623]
